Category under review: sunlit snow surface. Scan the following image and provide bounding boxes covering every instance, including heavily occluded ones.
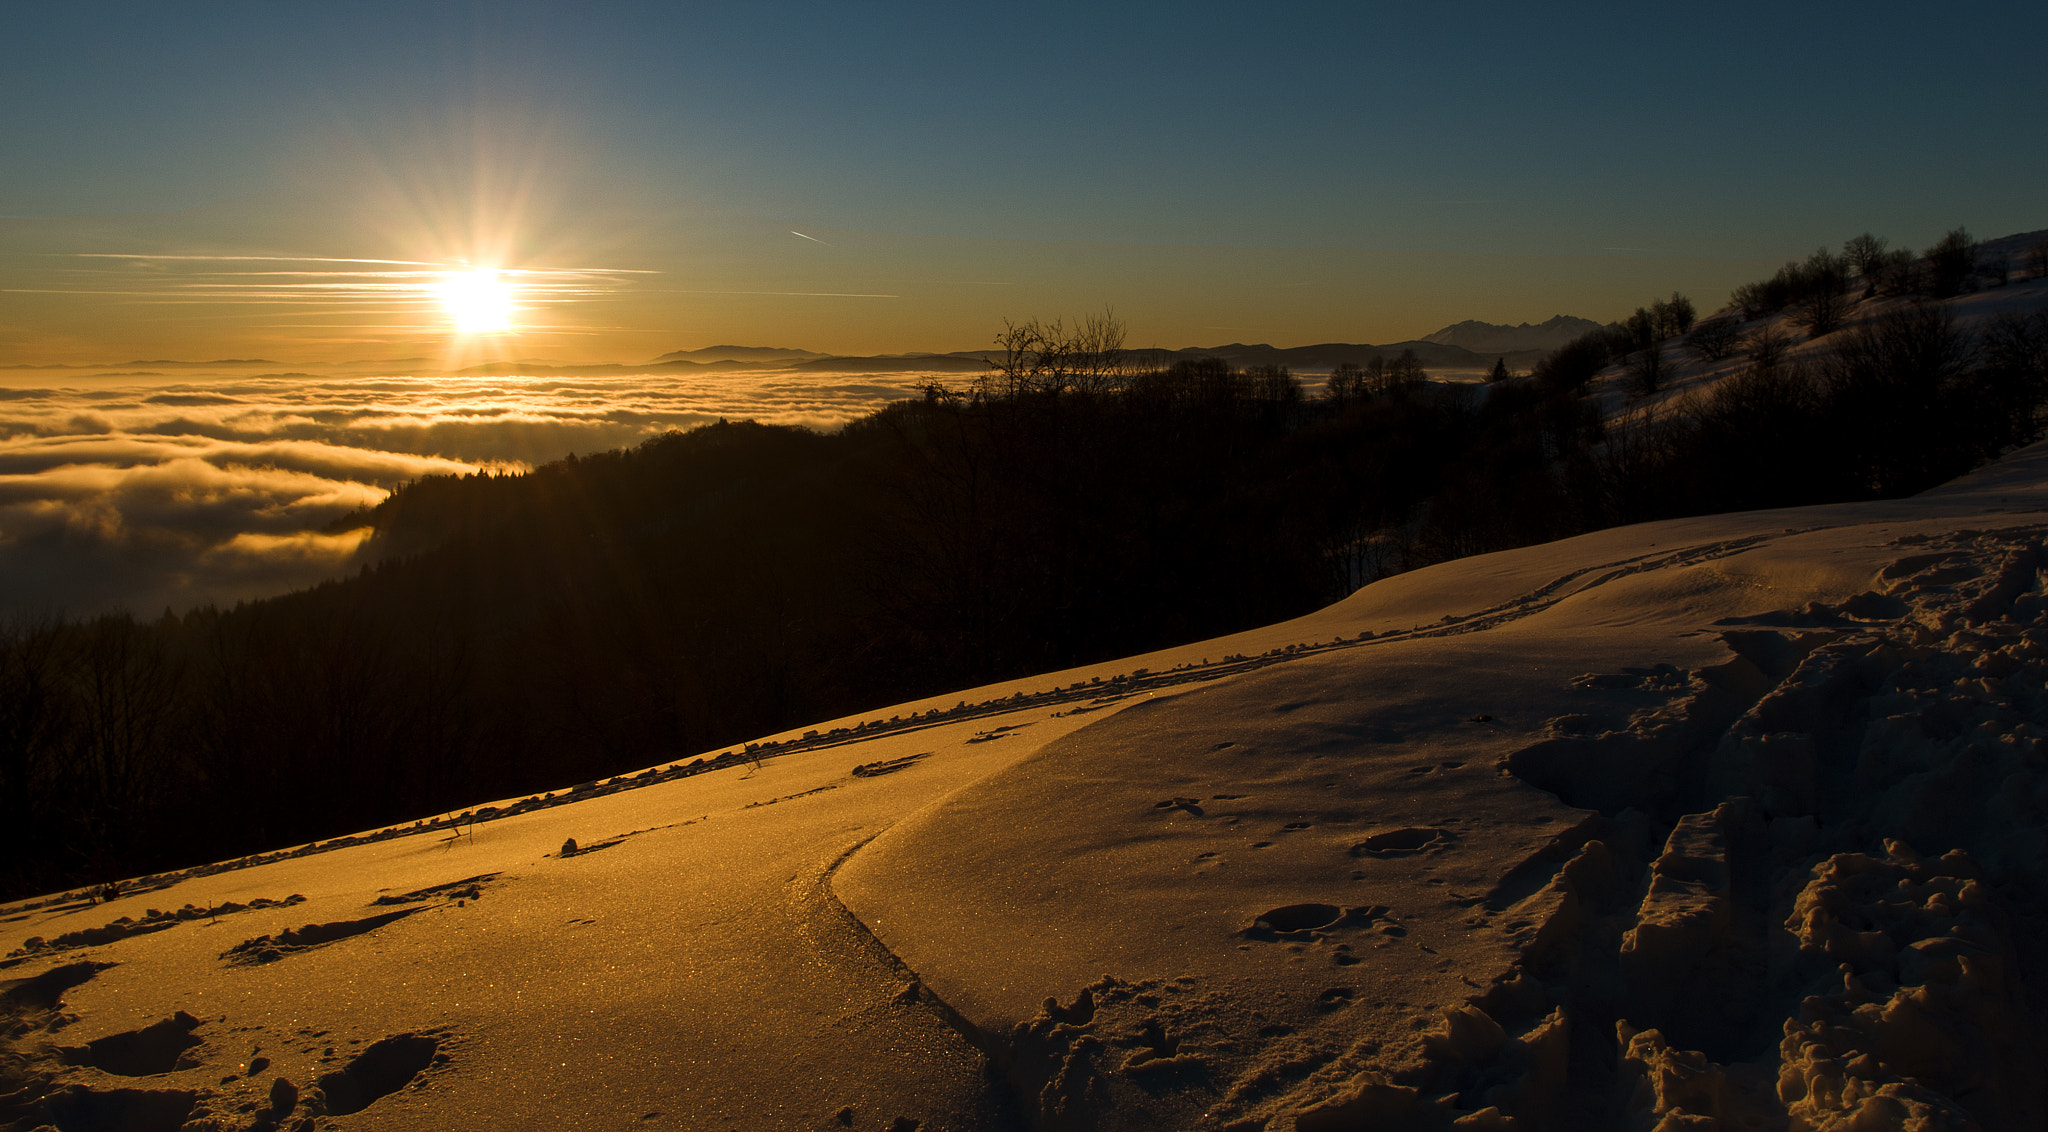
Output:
[6,443,2048,1130]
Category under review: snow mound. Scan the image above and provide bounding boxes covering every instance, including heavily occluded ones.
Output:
[839,466,2048,1129]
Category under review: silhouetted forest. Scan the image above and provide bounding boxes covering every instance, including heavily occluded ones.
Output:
[4,232,2045,899]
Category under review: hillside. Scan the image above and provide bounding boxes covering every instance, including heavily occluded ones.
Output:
[5,438,2048,1130]
[1147,340,1551,375]
[1579,227,2048,422]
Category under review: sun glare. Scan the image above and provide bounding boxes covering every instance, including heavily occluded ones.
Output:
[437,268,515,334]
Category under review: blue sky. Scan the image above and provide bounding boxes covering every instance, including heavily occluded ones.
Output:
[3,1,2043,360]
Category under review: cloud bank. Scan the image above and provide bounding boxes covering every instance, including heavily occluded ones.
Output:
[0,369,932,615]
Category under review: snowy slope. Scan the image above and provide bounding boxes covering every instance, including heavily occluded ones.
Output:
[1586,229,2048,423]
[6,442,2048,1131]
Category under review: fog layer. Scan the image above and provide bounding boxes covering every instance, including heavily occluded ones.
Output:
[0,369,932,614]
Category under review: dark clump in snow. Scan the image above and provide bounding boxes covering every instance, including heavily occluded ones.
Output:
[37,1084,198,1132]
[1352,827,1453,858]
[1,959,112,1016]
[3,895,308,968]
[852,752,930,777]
[268,1074,299,1117]
[220,908,422,966]
[1005,976,1216,1128]
[1253,903,1342,933]
[370,873,495,906]
[58,1010,203,1076]
[315,1032,441,1116]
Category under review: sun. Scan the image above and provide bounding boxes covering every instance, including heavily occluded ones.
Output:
[436,268,516,334]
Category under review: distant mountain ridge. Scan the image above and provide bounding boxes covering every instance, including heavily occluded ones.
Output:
[1421,315,1604,353]
[620,333,1589,379]
[653,345,830,363]
[1148,340,1552,372]
[7,319,1597,375]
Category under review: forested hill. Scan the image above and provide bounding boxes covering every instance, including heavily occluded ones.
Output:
[4,227,2045,899]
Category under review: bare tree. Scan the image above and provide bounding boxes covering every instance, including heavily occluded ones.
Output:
[986,307,1128,399]
[1980,310,2048,446]
[1317,514,1404,596]
[1595,408,1679,524]
[1874,248,1920,297]
[1330,351,1424,400]
[1983,310,2048,377]
[1069,307,1129,394]
[1650,292,1696,338]
[1843,233,1889,277]
[1623,307,1658,350]
[1729,282,1775,321]
[1749,324,1791,370]
[1386,349,1427,388]
[1686,316,1745,361]
[1791,289,1850,340]
[1326,362,1368,406]
[1824,303,1977,494]
[1923,227,1978,298]
[1246,365,1300,405]
[1626,342,1666,398]
[1789,249,1852,339]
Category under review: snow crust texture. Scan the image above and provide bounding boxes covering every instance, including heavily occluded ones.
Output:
[830,518,2048,1131]
[2,945,447,1132]
[1255,527,2048,1131]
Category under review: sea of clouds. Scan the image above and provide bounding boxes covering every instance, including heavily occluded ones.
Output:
[0,369,934,617]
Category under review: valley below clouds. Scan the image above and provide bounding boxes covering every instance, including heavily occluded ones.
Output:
[0,367,935,615]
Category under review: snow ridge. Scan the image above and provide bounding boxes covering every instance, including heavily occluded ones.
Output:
[1271,525,2048,1130]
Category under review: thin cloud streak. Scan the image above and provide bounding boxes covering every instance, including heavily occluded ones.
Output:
[61,253,449,265]
[25,255,657,323]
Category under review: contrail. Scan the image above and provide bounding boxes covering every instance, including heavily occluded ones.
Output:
[789,231,830,245]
